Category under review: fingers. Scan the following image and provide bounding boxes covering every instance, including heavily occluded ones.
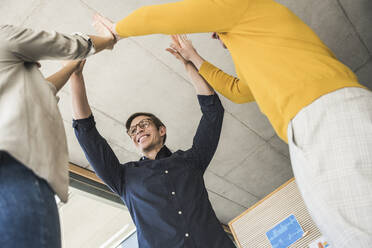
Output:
[80,59,86,68]
[93,13,113,25]
[92,18,116,43]
[73,59,87,75]
[62,59,86,72]
[178,34,186,46]
[77,60,86,73]
[93,12,121,42]
[166,48,180,59]
[170,35,178,44]
[170,43,180,52]
[170,35,181,49]
[93,13,108,30]
[180,34,188,42]
[179,34,192,48]
[166,48,185,62]
[63,60,77,67]
[93,13,100,23]
[170,34,192,50]
[165,48,176,55]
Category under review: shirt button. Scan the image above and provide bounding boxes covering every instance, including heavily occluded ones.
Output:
[165,170,168,174]
[171,191,175,195]
[185,233,189,237]
[178,211,182,215]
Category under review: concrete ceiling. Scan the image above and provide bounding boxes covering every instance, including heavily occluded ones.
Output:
[3,0,371,225]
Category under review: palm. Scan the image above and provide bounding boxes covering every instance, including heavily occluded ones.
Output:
[93,13,121,41]
[171,35,195,60]
[63,59,86,75]
[166,34,198,66]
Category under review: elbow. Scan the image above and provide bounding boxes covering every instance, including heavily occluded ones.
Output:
[1,25,28,54]
[2,37,18,55]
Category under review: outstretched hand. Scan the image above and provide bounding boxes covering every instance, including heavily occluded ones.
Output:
[167,34,205,70]
[168,35,198,61]
[166,35,214,95]
[93,13,122,42]
[166,47,188,65]
[62,59,86,76]
[166,35,197,67]
[73,60,86,76]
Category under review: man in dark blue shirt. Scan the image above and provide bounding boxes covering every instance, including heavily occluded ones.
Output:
[71,35,235,248]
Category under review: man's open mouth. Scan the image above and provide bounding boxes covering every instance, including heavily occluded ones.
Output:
[137,134,150,143]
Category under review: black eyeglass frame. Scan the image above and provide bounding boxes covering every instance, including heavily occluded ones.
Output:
[127,118,153,137]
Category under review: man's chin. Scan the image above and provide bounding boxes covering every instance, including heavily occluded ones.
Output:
[139,144,148,151]
[140,143,152,153]
[139,141,162,154]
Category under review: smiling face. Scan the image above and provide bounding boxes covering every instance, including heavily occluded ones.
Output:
[128,115,166,153]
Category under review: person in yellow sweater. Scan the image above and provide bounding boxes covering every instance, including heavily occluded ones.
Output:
[93,0,372,247]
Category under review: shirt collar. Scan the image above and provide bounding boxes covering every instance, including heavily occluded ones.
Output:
[140,146,172,161]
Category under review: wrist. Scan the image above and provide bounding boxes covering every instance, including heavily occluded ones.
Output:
[190,53,205,71]
[71,72,83,79]
[184,61,194,70]
[112,23,118,35]
[106,36,116,49]
[112,23,123,40]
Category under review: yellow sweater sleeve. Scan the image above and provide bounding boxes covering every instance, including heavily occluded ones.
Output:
[199,61,255,104]
[115,0,248,37]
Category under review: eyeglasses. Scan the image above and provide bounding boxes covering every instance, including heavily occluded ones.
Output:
[127,118,153,137]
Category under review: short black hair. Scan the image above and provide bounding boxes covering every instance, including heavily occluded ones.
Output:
[125,112,167,144]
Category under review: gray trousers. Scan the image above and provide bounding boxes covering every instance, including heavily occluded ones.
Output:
[288,87,372,248]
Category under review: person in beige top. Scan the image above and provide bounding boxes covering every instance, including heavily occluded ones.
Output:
[0,23,115,248]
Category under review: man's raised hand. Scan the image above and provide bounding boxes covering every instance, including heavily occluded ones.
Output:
[168,35,198,61]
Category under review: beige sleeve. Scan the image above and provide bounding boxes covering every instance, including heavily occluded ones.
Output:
[0,25,92,62]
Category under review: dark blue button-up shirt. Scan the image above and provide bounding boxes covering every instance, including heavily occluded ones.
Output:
[73,94,235,248]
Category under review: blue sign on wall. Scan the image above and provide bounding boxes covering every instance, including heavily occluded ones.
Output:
[266,214,304,248]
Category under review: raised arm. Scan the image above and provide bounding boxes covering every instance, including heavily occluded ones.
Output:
[168,34,254,103]
[0,25,115,63]
[46,60,85,93]
[94,0,249,39]
[69,61,92,119]
[185,94,224,173]
[167,35,224,172]
[198,61,255,103]
[167,35,214,95]
[70,61,125,196]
